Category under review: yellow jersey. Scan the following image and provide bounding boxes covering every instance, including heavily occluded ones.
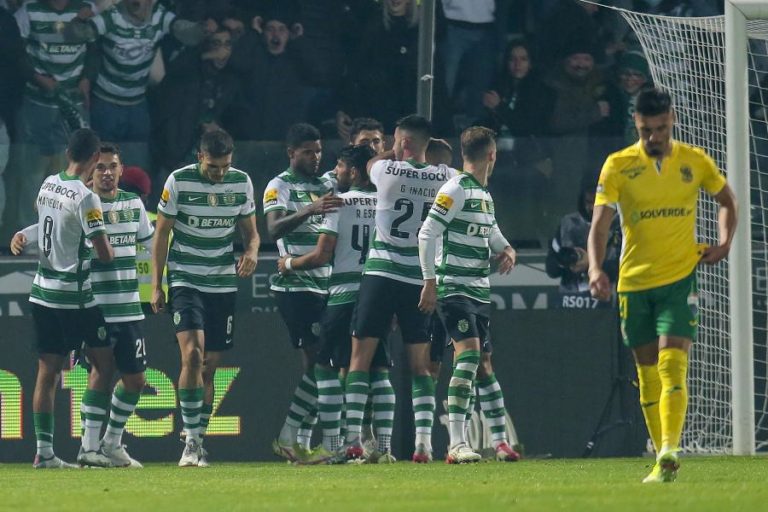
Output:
[595,140,726,292]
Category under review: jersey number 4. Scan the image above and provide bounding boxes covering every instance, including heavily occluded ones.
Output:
[351,224,371,264]
[389,199,433,239]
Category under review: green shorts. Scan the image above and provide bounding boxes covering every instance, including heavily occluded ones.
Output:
[618,271,698,348]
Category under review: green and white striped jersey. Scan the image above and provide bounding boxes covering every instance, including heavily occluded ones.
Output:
[321,169,337,192]
[364,159,457,285]
[90,190,153,323]
[89,4,175,105]
[318,187,376,306]
[263,168,332,294]
[420,173,499,303]
[30,171,105,309]
[158,164,256,293]
[14,1,91,105]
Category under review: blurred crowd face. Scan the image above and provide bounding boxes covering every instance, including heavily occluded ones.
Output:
[353,130,385,155]
[124,0,152,19]
[264,20,290,55]
[93,152,122,196]
[290,141,322,177]
[564,53,595,80]
[507,45,531,80]
[207,30,233,69]
[635,110,674,158]
[620,69,647,95]
[386,0,410,17]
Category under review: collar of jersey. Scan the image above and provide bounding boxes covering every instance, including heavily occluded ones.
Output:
[636,139,679,165]
[58,171,80,181]
[406,158,428,169]
[286,167,322,184]
[350,184,375,193]
[461,171,486,189]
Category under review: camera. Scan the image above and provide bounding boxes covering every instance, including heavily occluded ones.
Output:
[555,246,581,267]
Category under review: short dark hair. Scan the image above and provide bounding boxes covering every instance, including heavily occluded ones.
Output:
[100,142,121,156]
[200,129,234,157]
[635,88,672,116]
[286,123,321,149]
[338,144,375,180]
[460,126,496,162]
[395,114,432,142]
[350,117,384,142]
[67,128,100,164]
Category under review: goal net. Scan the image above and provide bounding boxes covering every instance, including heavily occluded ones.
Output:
[612,7,768,453]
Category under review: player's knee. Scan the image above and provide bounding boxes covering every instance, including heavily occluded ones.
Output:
[478,357,493,379]
[122,373,146,393]
[182,345,204,369]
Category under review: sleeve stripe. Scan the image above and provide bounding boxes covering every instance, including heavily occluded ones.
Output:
[427,212,449,226]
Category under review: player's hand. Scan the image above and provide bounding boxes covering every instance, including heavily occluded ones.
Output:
[418,280,437,314]
[589,268,612,302]
[237,251,258,277]
[495,246,516,274]
[277,255,291,275]
[482,90,501,110]
[307,192,343,215]
[569,247,589,273]
[151,288,166,314]
[78,77,90,110]
[699,243,731,265]
[10,232,27,256]
[597,100,611,118]
[34,74,58,94]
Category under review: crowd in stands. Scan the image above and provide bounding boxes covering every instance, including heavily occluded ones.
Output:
[0,0,726,246]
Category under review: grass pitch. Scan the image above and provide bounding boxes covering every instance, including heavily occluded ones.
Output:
[1,457,767,511]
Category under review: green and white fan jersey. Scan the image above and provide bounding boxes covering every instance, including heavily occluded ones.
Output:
[364,159,457,285]
[90,190,153,322]
[158,164,256,294]
[31,172,105,309]
[318,187,377,306]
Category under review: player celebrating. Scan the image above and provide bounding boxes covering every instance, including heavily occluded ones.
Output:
[347,114,457,463]
[588,88,737,483]
[418,126,517,463]
[151,129,260,467]
[277,144,394,463]
[266,123,342,461]
[10,129,114,468]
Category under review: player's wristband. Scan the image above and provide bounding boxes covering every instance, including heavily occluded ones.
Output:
[285,257,293,271]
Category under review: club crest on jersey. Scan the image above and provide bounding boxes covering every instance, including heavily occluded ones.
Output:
[85,208,104,229]
[108,210,120,225]
[434,193,453,215]
[223,191,236,206]
[264,188,278,207]
[207,193,218,207]
[457,319,469,333]
[680,166,693,183]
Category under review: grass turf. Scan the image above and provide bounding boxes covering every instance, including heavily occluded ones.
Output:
[1,457,767,511]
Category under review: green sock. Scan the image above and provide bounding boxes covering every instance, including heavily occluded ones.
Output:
[280,371,318,445]
[199,403,213,438]
[412,375,436,451]
[371,370,395,453]
[477,373,508,447]
[81,389,110,452]
[448,350,480,448]
[344,371,369,443]
[103,385,141,447]
[34,412,54,458]
[179,387,204,442]
[315,365,343,451]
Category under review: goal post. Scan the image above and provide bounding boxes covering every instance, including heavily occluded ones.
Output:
[591,0,768,454]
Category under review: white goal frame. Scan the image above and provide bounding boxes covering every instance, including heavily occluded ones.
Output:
[727,0,768,456]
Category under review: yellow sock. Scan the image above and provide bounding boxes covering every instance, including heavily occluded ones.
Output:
[636,363,662,453]
[658,348,689,452]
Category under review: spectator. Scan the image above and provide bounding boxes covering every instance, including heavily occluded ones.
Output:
[439,0,497,122]
[615,50,652,147]
[13,0,94,228]
[545,185,620,296]
[66,0,205,169]
[151,27,240,174]
[229,7,306,141]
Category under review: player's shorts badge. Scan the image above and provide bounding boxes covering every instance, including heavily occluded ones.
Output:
[311,322,321,337]
[173,312,181,326]
[97,326,107,341]
[207,193,219,207]
[457,319,469,333]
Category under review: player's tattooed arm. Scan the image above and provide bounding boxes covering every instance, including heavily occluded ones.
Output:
[151,214,175,313]
[278,233,337,274]
[266,192,342,241]
[587,204,617,302]
[237,215,260,278]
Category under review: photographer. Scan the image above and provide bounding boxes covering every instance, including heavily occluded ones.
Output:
[546,186,620,306]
